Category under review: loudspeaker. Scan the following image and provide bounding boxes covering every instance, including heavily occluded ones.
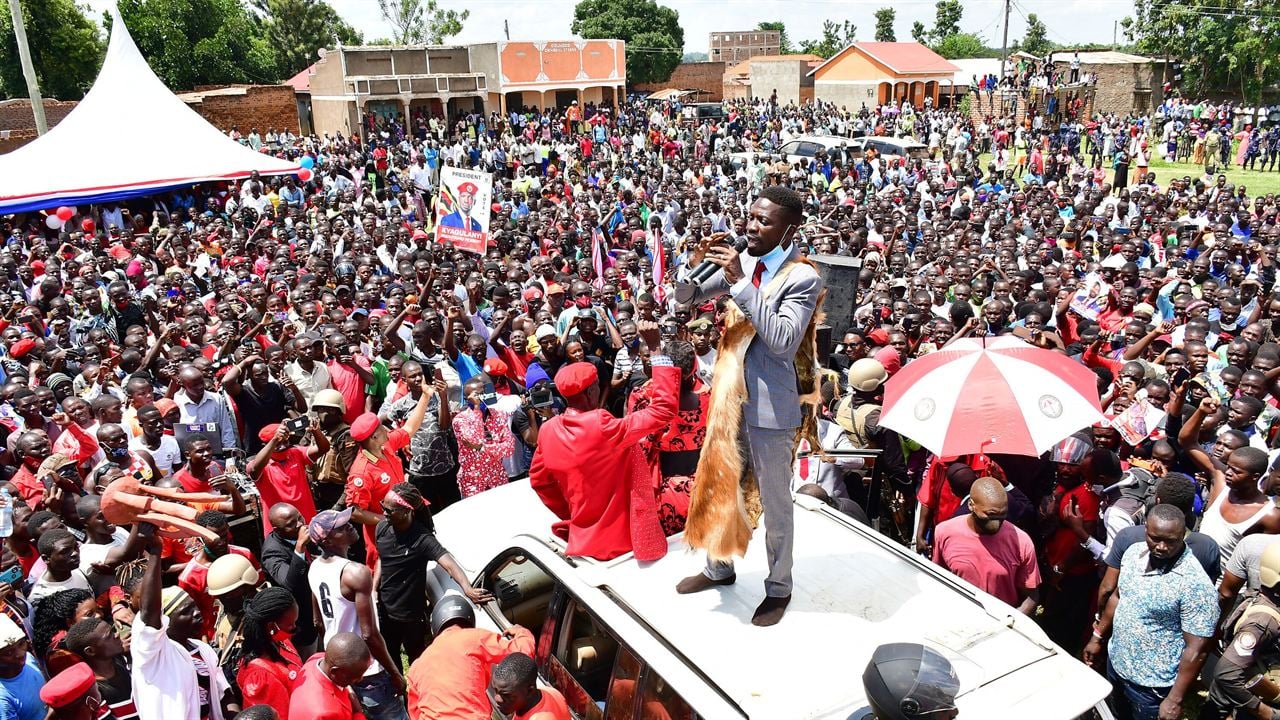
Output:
[810,253,863,338]
[816,324,832,367]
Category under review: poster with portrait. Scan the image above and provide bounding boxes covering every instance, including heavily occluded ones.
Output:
[1068,272,1111,321]
[435,166,492,255]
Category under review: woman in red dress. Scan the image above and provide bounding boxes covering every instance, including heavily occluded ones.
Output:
[627,341,708,535]
[236,586,303,719]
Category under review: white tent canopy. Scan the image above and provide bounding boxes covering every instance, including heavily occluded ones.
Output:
[0,8,301,214]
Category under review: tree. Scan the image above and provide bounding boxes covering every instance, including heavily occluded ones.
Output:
[1124,0,1280,102]
[0,0,104,100]
[757,21,794,54]
[933,32,990,59]
[911,21,927,44]
[116,0,276,89]
[377,0,468,44]
[571,0,684,85]
[1021,13,1050,57]
[682,51,708,62]
[799,19,856,59]
[929,0,963,46]
[874,8,896,43]
[252,0,362,79]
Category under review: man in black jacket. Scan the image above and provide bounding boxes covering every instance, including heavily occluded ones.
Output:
[260,502,317,656]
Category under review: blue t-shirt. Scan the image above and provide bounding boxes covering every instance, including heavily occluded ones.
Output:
[0,655,46,720]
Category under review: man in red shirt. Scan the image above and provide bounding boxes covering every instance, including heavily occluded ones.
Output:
[932,477,1040,613]
[345,383,432,568]
[247,421,327,535]
[1040,437,1102,657]
[530,356,678,561]
[490,653,570,720]
[326,333,375,425]
[290,632,369,720]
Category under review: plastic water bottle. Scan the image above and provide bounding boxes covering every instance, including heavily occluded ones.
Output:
[0,489,14,538]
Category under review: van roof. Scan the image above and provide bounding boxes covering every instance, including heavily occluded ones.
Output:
[434,483,1109,719]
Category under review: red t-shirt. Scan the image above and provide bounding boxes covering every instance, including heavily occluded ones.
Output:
[516,686,572,720]
[932,516,1042,606]
[327,358,371,425]
[1045,483,1101,576]
[173,461,223,494]
[290,655,362,720]
[345,429,410,568]
[255,447,318,535]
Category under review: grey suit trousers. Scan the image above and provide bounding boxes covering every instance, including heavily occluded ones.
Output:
[704,422,796,598]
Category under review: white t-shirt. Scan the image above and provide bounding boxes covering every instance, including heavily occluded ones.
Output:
[131,615,230,720]
[79,528,130,572]
[132,434,181,477]
[26,569,91,608]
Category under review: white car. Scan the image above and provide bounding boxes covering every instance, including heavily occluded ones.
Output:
[849,136,931,163]
[774,135,858,168]
[427,481,1114,719]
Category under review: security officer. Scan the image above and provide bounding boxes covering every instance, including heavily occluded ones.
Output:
[835,358,908,532]
[1203,539,1280,720]
[857,642,960,720]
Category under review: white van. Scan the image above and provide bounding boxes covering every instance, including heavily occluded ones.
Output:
[426,481,1114,719]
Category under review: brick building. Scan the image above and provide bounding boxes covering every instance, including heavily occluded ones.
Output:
[709,29,780,64]
[1050,51,1168,115]
[633,61,726,102]
[177,85,301,136]
[0,99,77,154]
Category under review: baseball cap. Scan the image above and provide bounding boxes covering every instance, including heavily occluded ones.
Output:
[308,508,354,544]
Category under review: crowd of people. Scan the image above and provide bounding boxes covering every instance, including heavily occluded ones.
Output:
[0,86,1278,720]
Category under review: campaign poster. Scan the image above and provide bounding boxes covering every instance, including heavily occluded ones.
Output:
[1069,272,1110,321]
[435,167,491,255]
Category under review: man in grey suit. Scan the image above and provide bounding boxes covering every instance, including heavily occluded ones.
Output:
[675,185,824,626]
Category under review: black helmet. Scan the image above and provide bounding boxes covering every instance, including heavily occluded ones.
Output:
[430,595,476,636]
[862,643,960,720]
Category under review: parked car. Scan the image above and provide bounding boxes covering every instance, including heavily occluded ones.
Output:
[850,136,931,163]
[426,481,1115,720]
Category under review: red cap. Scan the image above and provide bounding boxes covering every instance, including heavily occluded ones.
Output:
[458,181,479,195]
[522,287,544,302]
[350,412,381,442]
[554,362,598,397]
[8,338,36,359]
[30,261,44,276]
[258,423,281,443]
[39,662,95,709]
[866,328,890,347]
[483,358,509,376]
[154,398,178,416]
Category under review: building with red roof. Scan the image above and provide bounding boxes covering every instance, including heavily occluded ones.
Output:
[809,42,961,110]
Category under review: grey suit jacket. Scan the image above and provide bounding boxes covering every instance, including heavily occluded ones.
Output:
[692,243,823,430]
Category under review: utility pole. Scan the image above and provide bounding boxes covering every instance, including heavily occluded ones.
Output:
[1113,20,1117,48]
[999,0,1011,83]
[6,0,45,135]
[504,19,509,41]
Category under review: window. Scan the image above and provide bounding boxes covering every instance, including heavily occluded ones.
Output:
[544,599,620,720]
[481,552,556,635]
[778,140,801,156]
[605,647,696,720]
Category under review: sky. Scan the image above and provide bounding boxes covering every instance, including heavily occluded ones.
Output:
[84,0,1137,54]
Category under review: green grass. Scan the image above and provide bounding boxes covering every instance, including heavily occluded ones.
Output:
[1142,153,1280,197]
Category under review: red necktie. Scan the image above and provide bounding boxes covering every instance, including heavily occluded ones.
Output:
[751,260,766,288]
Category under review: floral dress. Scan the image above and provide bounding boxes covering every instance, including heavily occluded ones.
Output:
[628,383,710,535]
[451,407,514,497]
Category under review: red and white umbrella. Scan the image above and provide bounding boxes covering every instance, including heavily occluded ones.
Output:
[880,336,1105,457]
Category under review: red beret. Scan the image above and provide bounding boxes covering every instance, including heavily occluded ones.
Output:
[522,287,543,302]
[350,412,381,442]
[40,662,95,708]
[554,362,598,397]
[866,328,890,347]
[258,423,281,443]
[8,338,36,359]
[458,181,478,194]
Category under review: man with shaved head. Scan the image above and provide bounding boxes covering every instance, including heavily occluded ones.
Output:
[260,502,317,655]
[932,477,1041,614]
[291,632,370,720]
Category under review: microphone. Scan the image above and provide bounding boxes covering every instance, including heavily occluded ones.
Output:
[674,236,749,305]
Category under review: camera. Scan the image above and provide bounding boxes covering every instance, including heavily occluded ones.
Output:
[530,382,555,409]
